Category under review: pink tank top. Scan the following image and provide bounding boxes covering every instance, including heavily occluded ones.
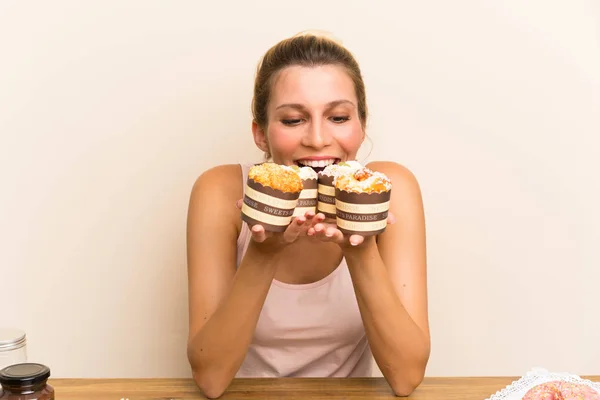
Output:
[235,163,373,378]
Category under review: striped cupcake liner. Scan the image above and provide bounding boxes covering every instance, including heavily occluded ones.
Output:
[292,178,318,217]
[241,179,301,232]
[335,188,391,236]
[316,175,337,219]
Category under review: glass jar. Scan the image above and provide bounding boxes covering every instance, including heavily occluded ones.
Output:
[0,363,54,400]
[0,329,27,371]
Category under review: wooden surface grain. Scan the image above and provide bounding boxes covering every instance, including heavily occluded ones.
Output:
[45,376,600,399]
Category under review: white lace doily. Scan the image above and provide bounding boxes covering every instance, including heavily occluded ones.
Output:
[485,368,600,400]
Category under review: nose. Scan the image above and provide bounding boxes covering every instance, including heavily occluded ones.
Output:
[302,119,331,149]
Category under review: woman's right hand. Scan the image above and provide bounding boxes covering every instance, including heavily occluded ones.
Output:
[235,199,325,253]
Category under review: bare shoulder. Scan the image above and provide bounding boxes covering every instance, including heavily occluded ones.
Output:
[190,164,243,199]
[365,160,425,249]
[189,164,244,208]
[366,161,423,201]
[188,163,244,235]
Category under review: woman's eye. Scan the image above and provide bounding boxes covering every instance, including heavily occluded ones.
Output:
[282,119,302,126]
[331,116,350,123]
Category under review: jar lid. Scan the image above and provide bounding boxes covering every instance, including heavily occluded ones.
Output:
[0,363,50,386]
[0,329,26,351]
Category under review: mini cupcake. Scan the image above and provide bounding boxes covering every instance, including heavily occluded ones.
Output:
[241,163,303,232]
[334,167,392,236]
[317,160,363,219]
[290,166,318,217]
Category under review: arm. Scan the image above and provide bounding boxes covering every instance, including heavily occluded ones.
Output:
[186,165,281,399]
[345,161,430,396]
[309,161,430,396]
[186,164,321,398]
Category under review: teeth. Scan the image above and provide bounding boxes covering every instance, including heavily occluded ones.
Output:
[297,159,336,168]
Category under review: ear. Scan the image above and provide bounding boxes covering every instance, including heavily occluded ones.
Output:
[252,120,270,153]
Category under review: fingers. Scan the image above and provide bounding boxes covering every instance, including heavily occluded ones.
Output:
[282,219,303,243]
[311,223,344,243]
[244,209,354,246]
[245,208,322,246]
[283,210,320,243]
[236,199,243,209]
[310,222,365,247]
[348,234,364,246]
[387,211,397,224]
[249,224,268,243]
[248,219,366,247]
[306,212,326,237]
[311,212,326,226]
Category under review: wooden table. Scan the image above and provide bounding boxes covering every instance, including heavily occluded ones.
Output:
[48,376,600,399]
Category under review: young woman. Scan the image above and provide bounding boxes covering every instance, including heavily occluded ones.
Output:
[186,32,430,398]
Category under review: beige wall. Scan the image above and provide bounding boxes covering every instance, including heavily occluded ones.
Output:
[1,0,599,379]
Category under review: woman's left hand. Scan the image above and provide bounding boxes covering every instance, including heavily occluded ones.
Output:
[307,211,396,248]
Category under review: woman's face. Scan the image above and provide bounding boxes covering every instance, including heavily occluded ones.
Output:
[254,64,365,173]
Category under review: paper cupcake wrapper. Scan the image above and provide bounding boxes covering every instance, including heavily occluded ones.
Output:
[241,179,300,232]
[335,188,391,236]
[292,178,318,217]
[317,174,336,219]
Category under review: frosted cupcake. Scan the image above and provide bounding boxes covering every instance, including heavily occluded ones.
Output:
[334,167,392,236]
[317,160,363,219]
[241,163,303,232]
[289,166,318,217]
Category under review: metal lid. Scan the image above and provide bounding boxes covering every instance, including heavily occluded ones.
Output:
[0,363,50,386]
[0,329,26,351]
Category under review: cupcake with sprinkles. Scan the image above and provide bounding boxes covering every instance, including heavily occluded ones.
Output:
[241,163,303,232]
[317,160,363,219]
[289,166,318,217]
[334,167,392,236]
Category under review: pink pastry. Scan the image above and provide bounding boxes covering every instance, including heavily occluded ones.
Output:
[559,381,600,400]
[522,381,563,400]
[522,381,600,400]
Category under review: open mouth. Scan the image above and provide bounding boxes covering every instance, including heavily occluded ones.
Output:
[294,158,341,174]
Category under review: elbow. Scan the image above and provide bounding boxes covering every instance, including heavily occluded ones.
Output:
[187,347,233,399]
[191,368,232,399]
[390,374,424,397]
[391,339,430,396]
[387,361,428,397]
[197,381,227,399]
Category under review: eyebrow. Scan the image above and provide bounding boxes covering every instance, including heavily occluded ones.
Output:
[275,99,356,111]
